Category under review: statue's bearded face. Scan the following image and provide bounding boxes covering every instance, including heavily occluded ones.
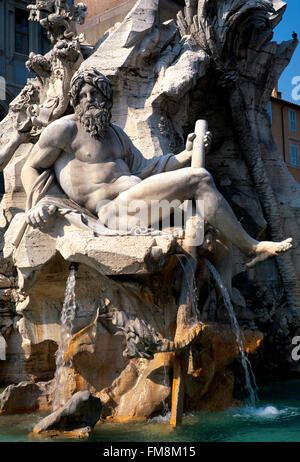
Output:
[75,83,112,140]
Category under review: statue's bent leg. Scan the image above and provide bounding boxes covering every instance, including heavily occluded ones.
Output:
[97,167,197,231]
[191,169,292,265]
[97,167,292,265]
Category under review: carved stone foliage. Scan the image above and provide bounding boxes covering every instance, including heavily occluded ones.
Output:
[28,1,87,37]
[10,42,82,140]
[1,0,87,156]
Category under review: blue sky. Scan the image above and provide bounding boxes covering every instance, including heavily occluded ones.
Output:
[273,0,300,102]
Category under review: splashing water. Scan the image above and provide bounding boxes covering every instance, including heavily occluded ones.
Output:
[52,267,77,411]
[204,259,258,406]
[176,254,200,324]
[236,405,281,418]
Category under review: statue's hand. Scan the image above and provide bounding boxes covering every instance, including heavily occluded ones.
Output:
[26,203,57,229]
[185,131,212,154]
[204,131,212,154]
[185,133,196,152]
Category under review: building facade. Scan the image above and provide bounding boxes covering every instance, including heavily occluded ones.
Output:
[0,0,50,121]
[269,88,300,184]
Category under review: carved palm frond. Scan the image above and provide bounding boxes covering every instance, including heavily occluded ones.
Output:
[176,0,198,37]
[178,0,276,62]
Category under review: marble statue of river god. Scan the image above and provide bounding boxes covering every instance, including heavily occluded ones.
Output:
[21,67,292,268]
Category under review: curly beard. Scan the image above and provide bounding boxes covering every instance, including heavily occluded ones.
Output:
[76,101,111,140]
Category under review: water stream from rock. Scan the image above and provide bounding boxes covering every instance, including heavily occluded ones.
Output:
[162,364,169,415]
[52,266,77,411]
[204,259,258,406]
[176,254,200,324]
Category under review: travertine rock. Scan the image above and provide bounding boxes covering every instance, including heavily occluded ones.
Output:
[4,214,178,281]
[0,379,55,414]
[0,275,13,289]
[33,390,102,435]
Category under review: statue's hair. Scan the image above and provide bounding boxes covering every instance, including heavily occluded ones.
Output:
[69,67,113,108]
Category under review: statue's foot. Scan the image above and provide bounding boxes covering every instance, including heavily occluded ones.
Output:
[246,238,293,268]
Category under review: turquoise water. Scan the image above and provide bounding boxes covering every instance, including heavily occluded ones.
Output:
[0,378,300,442]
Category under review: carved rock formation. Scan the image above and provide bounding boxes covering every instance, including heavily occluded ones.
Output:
[32,390,101,438]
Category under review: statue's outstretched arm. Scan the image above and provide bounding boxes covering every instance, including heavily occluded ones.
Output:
[20,119,71,230]
[21,120,67,197]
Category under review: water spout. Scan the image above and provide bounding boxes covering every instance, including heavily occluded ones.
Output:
[52,266,77,411]
[69,262,79,272]
[204,258,258,406]
[176,254,200,325]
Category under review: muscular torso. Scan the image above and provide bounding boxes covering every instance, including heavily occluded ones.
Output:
[53,117,141,214]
